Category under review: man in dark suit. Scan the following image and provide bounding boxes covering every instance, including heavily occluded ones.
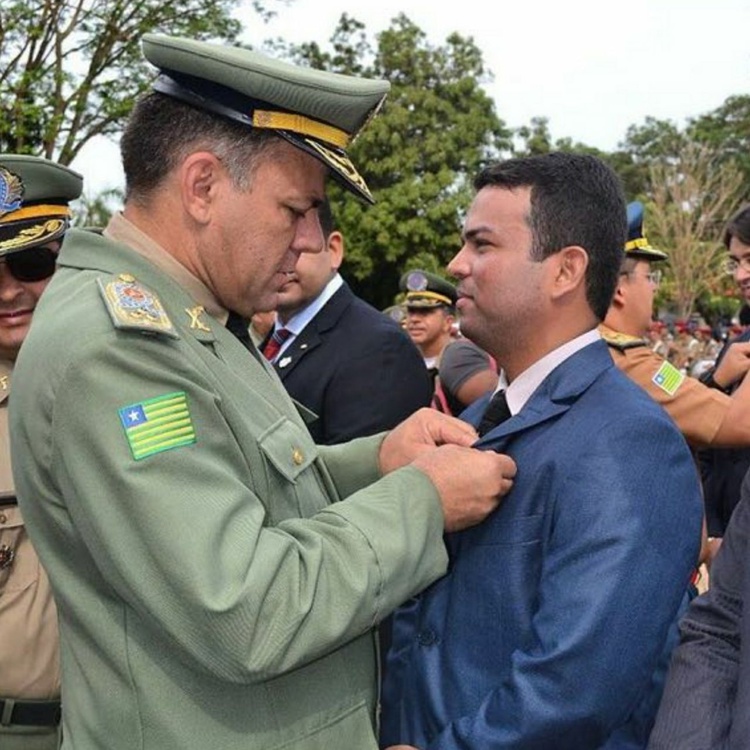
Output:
[265,200,432,445]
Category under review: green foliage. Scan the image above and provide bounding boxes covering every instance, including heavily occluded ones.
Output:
[283,14,511,309]
[687,95,750,199]
[0,0,280,163]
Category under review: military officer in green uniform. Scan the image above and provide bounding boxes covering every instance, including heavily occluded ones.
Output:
[9,36,516,750]
[0,154,83,749]
[400,269,458,398]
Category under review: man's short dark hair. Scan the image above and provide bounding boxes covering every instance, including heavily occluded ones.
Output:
[723,204,750,248]
[318,199,337,240]
[121,92,283,205]
[474,152,627,321]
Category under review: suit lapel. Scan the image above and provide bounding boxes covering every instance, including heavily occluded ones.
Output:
[275,285,354,378]
[471,340,614,448]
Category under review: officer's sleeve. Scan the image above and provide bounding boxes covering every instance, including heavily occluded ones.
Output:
[615,347,727,446]
[428,414,702,749]
[47,331,447,683]
[648,474,750,749]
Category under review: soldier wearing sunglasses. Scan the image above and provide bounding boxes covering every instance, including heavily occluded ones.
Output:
[0,154,82,749]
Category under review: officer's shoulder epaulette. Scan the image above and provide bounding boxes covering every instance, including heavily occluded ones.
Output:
[599,326,647,351]
[97,273,179,339]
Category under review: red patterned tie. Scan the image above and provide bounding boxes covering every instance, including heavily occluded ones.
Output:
[262,328,292,361]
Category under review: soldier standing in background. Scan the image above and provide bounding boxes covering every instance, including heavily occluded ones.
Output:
[0,154,83,749]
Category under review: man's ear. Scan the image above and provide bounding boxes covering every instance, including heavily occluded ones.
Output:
[180,152,222,225]
[551,245,588,299]
[610,274,628,310]
[327,230,345,271]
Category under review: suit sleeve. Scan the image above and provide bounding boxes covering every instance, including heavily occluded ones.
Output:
[43,331,448,683]
[427,414,702,749]
[321,325,432,444]
[648,475,750,749]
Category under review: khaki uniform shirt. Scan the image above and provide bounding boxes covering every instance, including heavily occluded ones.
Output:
[0,359,60,699]
[600,324,728,447]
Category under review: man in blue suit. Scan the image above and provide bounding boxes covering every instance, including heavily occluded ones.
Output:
[380,152,704,750]
[265,199,432,444]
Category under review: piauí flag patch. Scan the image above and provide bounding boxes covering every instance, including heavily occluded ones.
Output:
[118,391,196,460]
[652,361,684,396]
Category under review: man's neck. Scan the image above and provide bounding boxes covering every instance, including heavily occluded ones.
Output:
[602,310,646,339]
[419,335,451,360]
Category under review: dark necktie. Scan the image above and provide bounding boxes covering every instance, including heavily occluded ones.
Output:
[262,327,292,361]
[225,311,253,350]
[477,390,511,437]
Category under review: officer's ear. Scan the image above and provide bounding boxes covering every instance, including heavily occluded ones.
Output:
[611,266,633,311]
[180,152,222,225]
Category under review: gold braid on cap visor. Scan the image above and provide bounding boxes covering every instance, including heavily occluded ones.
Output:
[0,205,70,252]
[0,204,71,224]
[625,236,653,252]
[407,291,454,306]
[252,110,350,149]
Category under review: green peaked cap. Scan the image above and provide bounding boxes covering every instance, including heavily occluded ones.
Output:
[0,154,83,256]
[141,34,390,204]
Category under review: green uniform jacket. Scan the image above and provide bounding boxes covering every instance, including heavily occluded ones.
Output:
[10,229,448,750]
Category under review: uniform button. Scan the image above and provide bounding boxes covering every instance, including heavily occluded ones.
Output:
[0,513,6,524]
[292,448,304,466]
[417,629,438,646]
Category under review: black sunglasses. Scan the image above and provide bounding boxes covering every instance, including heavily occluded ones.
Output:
[1,246,58,282]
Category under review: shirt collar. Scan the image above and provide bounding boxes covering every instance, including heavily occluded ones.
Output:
[496,328,601,415]
[104,212,228,323]
[277,273,343,337]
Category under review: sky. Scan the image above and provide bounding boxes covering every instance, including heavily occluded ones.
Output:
[71,0,750,197]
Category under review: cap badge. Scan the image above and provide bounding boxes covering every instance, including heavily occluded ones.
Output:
[0,167,24,219]
[406,271,428,292]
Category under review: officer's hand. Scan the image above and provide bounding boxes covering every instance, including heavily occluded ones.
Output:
[379,408,478,475]
[384,745,421,750]
[713,342,750,388]
[411,445,516,532]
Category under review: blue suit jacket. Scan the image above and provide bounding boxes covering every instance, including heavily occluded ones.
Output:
[381,339,703,750]
[272,283,432,444]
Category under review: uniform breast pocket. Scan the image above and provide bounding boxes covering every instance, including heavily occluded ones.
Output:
[0,512,41,594]
[258,417,327,522]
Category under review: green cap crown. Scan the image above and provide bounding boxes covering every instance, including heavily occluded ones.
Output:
[0,154,83,256]
[141,34,390,204]
[400,270,458,309]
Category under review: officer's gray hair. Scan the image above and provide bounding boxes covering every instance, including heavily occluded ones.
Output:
[121,91,285,205]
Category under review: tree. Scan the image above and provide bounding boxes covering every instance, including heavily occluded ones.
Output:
[687,95,750,198]
[283,14,511,309]
[647,142,744,319]
[0,0,281,164]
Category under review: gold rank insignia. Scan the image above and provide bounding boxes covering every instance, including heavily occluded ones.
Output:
[98,274,179,338]
[185,305,211,332]
[598,324,646,351]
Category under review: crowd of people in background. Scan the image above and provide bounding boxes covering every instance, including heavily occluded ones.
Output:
[4,29,750,750]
